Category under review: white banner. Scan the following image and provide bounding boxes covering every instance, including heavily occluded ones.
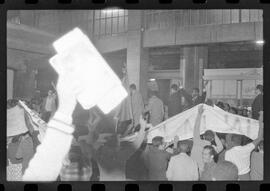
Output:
[19,101,47,142]
[147,104,259,143]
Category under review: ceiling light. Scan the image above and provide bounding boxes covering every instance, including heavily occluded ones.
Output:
[256,40,264,45]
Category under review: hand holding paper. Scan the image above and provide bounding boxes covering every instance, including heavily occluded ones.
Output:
[49,28,128,114]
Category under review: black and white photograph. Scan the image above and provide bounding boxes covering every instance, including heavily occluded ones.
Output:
[6,9,263,181]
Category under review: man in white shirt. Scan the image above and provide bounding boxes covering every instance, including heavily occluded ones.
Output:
[148,91,164,127]
[191,105,223,174]
[166,140,199,181]
[225,111,263,180]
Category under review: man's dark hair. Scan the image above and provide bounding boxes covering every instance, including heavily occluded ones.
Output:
[193,88,199,93]
[152,136,164,148]
[204,130,215,142]
[256,84,263,93]
[170,84,178,91]
[205,99,214,106]
[230,107,238,114]
[130,84,136,90]
[224,103,231,110]
[216,101,224,110]
[203,145,216,157]
[212,161,238,180]
[231,134,242,146]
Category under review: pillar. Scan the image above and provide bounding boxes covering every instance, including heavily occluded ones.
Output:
[182,46,208,94]
[126,10,149,102]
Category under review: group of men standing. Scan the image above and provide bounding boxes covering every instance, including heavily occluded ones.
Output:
[147,83,207,127]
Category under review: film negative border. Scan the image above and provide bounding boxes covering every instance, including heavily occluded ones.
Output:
[1,0,270,191]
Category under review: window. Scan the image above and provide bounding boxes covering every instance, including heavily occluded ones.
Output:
[241,9,250,23]
[222,10,231,24]
[231,10,240,23]
[144,9,262,30]
[94,9,128,37]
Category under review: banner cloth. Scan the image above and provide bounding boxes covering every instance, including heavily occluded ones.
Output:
[7,105,29,137]
[19,101,47,142]
[146,104,259,143]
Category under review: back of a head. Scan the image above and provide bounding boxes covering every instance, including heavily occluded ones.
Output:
[178,140,189,153]
[204,130,215,142]
[152,136,163,148]
[212,161,238,180]
[231,134,242,146]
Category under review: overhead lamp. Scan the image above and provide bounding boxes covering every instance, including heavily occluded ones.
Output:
[256,40,264,45]
[102,8,122,14]
[149,78,156,82]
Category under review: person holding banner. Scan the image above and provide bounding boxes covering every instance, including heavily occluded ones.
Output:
[225,111,264,180]
[166,140,199,181]
[190,105,223,175]
[144,135,178,180]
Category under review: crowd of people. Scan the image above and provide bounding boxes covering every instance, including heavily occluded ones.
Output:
[6,73,263,181]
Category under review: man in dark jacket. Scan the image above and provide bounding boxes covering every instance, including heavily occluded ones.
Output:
[167,84,187,118]
[178,87,207,108]
[190,87,207,107]
[252,84,263,120]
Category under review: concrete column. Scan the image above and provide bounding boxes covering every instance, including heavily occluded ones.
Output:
[182,46,208,94]
[126,10,149,102]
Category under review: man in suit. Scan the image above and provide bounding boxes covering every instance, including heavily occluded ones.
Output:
[251,84,263,120]
[167,84,186,118]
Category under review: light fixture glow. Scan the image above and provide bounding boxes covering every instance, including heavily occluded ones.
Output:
[149,78,156,82]
[256,40,264,45]
[102,8,122,14]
